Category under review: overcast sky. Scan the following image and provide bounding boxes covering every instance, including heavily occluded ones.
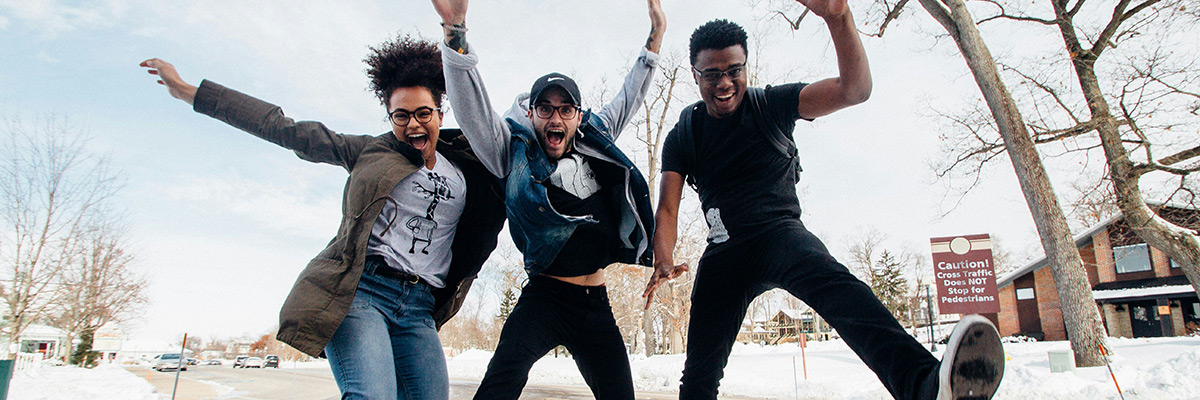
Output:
[0,0,1118,343]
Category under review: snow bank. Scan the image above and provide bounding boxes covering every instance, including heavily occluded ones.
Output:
[8,364,157,400]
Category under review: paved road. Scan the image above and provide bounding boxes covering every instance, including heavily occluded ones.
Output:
[128,365,765,399]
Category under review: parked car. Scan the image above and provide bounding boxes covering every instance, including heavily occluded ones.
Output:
[187,358,199,366]
[233,355,249,368]
[263,355,279,368]
[152,353,187,372]
[205,359,223,366]
[243,357,264,368]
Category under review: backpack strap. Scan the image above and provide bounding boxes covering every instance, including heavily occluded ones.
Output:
[746,87,803,182]
[677,101,703,191]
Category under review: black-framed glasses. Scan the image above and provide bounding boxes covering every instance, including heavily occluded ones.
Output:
[389,107,440,126]
[533,104,580,120]
[693,64,747,84]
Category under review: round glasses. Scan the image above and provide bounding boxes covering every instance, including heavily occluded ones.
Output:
[693,65,746,84]
[533,104,580,120]
[389,107,440,126]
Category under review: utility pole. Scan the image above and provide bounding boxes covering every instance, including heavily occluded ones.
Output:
[925,286,937,352]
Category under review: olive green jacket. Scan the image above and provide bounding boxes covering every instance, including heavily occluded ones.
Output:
[193,80,506,357]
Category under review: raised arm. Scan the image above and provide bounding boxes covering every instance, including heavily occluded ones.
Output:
[433,0,512,178]
[596,0,665,140]
[643,171,690,309]
[793,0,872,120]
[140,58,370,170]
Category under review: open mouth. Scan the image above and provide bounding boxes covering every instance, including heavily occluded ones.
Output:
[407,133,429,150]
[715,93,735,104]
[546,129,566,148]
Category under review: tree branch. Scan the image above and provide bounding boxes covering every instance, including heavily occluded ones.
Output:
[1157,145,1200,167]
[975,0,1058,25]
[1090,0,1160,57]
[867,0,911,37]
[919,0,959,38]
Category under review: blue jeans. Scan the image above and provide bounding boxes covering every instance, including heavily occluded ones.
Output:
[324,258,449,400]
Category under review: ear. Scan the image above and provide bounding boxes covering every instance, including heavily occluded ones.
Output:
[438,110,445,127]
[691,70,701,85]
[527,108,533,120]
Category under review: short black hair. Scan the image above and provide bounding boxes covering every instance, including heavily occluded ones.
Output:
[364,34,445,108]
[688,19,749,66]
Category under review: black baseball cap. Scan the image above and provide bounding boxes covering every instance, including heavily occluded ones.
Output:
[529,72,581,106]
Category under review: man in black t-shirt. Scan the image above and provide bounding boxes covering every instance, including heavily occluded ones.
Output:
[644,1,1005,400]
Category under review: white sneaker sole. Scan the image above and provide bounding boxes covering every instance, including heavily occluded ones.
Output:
[937,315,1005,400]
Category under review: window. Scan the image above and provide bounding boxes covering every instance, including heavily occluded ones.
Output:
[1113,244,1152,274]
[1170,258,1180,269]
[1016,288,1035,300]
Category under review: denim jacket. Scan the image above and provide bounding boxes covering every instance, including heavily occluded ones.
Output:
[440,42,660,275]
[504,112,654,274]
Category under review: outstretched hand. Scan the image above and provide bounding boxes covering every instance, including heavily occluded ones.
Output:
[645,0,666,53]
[642,260,689,310]
[797,0,849,19]
[139,58,197,105]
[431,0,468,25]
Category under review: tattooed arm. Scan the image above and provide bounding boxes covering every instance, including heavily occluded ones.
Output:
[645,0,666,53]
[432,0,513,178]
[595,0,665,140]
[433,0,469,54]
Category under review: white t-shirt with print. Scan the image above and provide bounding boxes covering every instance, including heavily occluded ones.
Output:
[365,152,466,288]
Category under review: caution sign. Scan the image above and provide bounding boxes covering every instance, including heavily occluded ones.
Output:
[930,234,999,314]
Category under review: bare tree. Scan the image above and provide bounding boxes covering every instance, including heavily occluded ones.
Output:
[845,229,929,326]
[439,245,522,351]
[1,115,120,357]
[901,0,1200,298]
[840,0,1111,365]
[1042,0,1200,298]
[50,218,147,363]
[616,52,695,356]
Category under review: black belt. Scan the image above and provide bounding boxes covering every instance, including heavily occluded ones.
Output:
[365,255,424,285]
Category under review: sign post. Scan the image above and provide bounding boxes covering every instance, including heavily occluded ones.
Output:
[930,234,1000,315]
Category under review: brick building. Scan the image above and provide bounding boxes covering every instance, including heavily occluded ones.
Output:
[995,205,1199,340]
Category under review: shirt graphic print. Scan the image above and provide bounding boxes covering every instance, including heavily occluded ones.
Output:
[365,152,466,288]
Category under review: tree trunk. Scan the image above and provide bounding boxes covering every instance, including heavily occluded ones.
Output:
[917,0,1109,366]
[1049,0,1200,300]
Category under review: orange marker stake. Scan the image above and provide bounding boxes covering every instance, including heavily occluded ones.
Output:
[1098,344,1125,400]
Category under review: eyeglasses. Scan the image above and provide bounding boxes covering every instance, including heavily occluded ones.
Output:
[389,107,440,126]
[693,65,746,84]
[533,104,580,120]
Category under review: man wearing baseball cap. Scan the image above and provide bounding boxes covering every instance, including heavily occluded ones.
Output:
[432,0,665,399]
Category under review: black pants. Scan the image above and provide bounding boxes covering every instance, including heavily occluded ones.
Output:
[474,275,634,400]
[680,220,940,400]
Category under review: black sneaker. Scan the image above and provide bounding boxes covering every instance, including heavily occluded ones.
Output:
[937,315,1005,400]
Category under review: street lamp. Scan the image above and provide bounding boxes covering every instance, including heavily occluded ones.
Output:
[925,285,937,352]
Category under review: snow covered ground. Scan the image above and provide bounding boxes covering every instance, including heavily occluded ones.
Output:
[10,336,1200,399]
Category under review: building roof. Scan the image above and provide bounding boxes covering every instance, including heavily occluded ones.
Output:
[776,308,810,320]
[996,202,1197,289]
[996,214,1118,289]
[19,324,69,340]
[1093,284,1196,302]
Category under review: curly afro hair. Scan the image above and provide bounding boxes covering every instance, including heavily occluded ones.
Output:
[364,34,445,108]
[688,19,749,66]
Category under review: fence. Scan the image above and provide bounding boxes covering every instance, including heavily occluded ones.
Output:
[15,352,42,371]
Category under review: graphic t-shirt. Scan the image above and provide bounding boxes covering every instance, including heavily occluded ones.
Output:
[541,153,623,277]
[366,152,466,288]
[661,83,807,244]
